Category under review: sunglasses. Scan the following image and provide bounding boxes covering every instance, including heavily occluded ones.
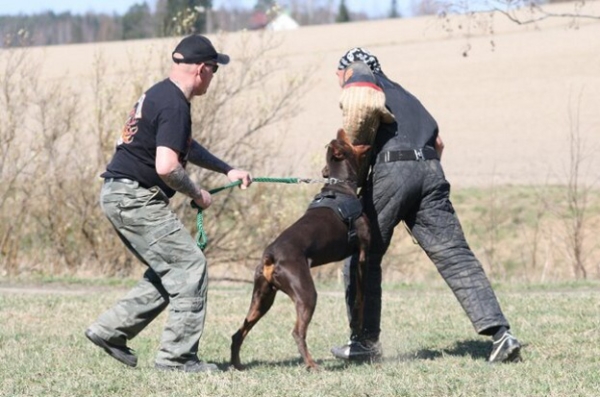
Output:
[204,62,219,74]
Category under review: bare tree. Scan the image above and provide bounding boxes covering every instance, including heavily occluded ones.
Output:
[0,30,315,277]
[414,0,600,23]
[562,89,592,279]
[177,31,316,267]
[491,0,600,26]
[416,0,600,56]
[0,32,42,273]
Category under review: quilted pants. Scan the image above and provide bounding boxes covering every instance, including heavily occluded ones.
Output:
[343,159,509,341]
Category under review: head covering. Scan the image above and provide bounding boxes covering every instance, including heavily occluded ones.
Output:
[337,47,381,74]
[172,34,230,65]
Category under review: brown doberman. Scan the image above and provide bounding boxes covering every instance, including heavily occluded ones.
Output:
[230,129,370,370]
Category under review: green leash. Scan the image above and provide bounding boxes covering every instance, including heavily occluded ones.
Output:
[192,176,320,250]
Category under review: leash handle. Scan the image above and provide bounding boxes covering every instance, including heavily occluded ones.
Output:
[190,179,246,251]
[195,208,208,250]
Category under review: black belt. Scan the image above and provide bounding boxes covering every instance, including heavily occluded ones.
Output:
[377,147,438,163]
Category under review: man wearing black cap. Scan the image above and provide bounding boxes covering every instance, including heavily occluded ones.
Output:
[330,48,522,364]
[85,34,252,373]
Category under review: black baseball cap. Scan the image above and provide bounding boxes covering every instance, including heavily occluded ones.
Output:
[172,34,230,65]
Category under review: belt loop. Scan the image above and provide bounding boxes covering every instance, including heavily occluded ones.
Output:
[384,151,390,162]
[414,149,424,161]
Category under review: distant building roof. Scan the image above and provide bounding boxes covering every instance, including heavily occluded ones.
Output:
[267,13,299,31]
[249,11,269,30]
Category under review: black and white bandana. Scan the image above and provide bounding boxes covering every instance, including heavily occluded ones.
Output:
[337,47,381,74]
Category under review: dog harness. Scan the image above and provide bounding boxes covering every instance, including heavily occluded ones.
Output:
[307,190,363,244]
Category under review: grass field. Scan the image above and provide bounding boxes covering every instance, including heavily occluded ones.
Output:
[1,280,599,396]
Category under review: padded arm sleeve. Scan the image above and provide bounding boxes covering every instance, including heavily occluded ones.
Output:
[339,62,395,146]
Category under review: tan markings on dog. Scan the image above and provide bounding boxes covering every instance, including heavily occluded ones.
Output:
[262,257,275,283]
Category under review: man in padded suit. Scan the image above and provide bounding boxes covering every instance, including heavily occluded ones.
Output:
[85,34,252,373]
[330,48,522,364]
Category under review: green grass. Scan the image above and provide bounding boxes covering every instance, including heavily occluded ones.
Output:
[1,281,600,396]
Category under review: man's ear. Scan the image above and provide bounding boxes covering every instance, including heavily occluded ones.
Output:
[199,62,211,76]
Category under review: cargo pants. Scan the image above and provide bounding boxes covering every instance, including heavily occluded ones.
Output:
[344,158,509,342]
[88,178,208,366]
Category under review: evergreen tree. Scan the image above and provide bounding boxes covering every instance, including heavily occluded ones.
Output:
[336,0,350,23]
[254,0,276,13]
[389,0,401,18]
[122,3,153,40]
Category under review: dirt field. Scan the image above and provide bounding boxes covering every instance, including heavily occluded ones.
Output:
[33,1,600,187]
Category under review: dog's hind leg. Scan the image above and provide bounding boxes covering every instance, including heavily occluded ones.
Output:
[277,263,319,370]
[230,262,278,370]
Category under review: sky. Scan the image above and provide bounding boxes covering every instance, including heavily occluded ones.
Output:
[0,0,413,19]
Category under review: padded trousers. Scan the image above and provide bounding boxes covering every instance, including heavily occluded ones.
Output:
[343,159,509,341]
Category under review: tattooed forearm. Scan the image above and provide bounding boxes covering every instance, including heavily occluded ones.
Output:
[161,164,203,199]
[187,140,233,174]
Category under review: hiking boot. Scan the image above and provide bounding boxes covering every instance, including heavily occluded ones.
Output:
[85,328,137,367]
[155,360,220,373]
[489,331,522,363]
[331,340,383,362]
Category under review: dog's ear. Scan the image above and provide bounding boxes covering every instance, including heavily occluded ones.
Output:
[336,128,349,143]
[353,144,371,158]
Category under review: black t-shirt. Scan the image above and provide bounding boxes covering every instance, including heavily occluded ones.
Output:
[101,79,192,197]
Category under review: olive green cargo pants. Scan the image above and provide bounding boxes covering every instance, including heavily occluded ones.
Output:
[88,178,208,366]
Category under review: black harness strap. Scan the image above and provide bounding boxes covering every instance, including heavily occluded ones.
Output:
[307,190,363,244]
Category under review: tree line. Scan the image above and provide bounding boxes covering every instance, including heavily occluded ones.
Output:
[0,0,398,48]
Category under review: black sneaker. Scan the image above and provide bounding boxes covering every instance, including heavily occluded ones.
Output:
[489,331,522,363]
[85,328,137,367]
[155,360,220,373]
[331,340,383,361]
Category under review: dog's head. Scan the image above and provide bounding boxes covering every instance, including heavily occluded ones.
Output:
[322,129,370,180]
